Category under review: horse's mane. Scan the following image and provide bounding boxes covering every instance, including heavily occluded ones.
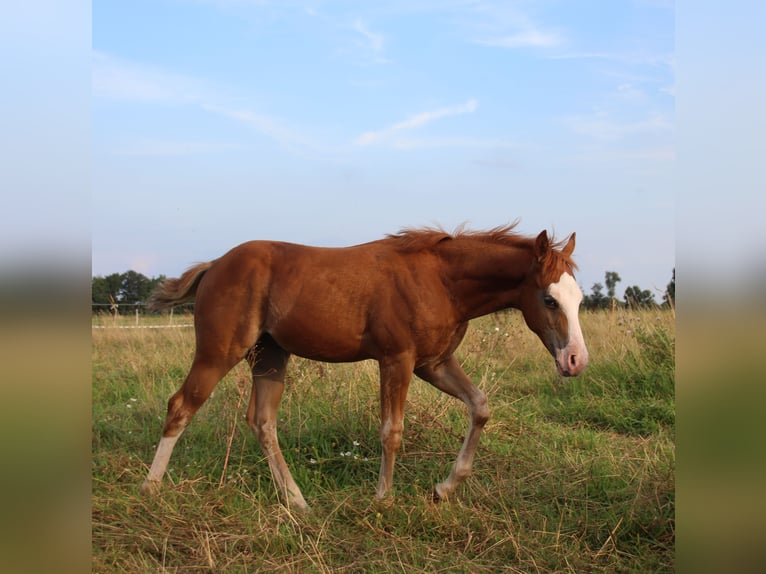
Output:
[385,222,578,273]
[386,223,521,251]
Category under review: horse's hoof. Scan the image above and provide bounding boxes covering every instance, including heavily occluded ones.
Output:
[432,485,451,503]
[374,493,395,510]
[288,502,312,514]
[140,480,161,496]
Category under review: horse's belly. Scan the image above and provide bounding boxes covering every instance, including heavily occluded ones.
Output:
[266,315,369,363]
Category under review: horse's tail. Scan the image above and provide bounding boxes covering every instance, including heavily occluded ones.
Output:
[147,261,215,312]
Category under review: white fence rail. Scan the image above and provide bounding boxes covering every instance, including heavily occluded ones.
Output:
[92,303,194,329]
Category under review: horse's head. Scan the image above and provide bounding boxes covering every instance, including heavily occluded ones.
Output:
[519,230,589,377]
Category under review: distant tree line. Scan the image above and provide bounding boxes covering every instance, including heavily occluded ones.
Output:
[582,268,675,310]
[91,270,167,314]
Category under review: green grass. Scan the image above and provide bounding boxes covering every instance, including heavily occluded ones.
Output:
[92,309,674,572]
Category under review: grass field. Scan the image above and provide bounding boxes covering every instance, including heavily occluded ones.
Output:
[92,308,675,573]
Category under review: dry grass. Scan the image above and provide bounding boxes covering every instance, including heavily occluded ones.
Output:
[92,308,674,572]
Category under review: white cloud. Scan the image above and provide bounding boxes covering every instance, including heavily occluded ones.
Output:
[548,50,673,68]
[660,84,676,97]
[355,99,479,146]
[548,51,618,61]
[393,136,519,151]
[92,51,214,104]
[571,146,675,164]
[458,1,564,51]
[353,19,384,54]
[93,51,323,155]
[566,111,672,141]
[114,139,241,157]
[477,29,562,48]
[345,17,390,65]
[201,104,325,154]
[614,83,648,106]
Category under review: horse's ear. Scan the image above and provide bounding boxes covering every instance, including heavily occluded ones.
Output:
[534,230,549,261]
[562,232,576,256]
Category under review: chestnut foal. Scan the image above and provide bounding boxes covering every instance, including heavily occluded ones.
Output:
[141,225,588,511]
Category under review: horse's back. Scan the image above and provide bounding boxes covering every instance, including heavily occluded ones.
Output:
[193,238,460,364]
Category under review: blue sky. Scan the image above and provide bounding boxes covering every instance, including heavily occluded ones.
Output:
[92,0,675,297]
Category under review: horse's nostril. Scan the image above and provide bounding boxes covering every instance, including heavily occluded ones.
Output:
[569,354,577,367]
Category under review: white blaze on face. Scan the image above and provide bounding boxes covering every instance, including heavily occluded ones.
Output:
[547,272,589,376]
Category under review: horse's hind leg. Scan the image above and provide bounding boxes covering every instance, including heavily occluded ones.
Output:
[141,352,241,495]
[245,336,309,512]
[141,258,267,495]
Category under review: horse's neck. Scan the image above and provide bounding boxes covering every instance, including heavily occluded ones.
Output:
[438,241,534,320]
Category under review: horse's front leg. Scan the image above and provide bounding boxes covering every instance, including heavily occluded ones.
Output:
[415,355,490,501]
[376,354,416,503]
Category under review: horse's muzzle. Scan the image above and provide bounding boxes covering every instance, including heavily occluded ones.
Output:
[555,347,588,377]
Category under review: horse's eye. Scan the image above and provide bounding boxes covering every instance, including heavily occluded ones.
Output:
[544,295,559,309]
